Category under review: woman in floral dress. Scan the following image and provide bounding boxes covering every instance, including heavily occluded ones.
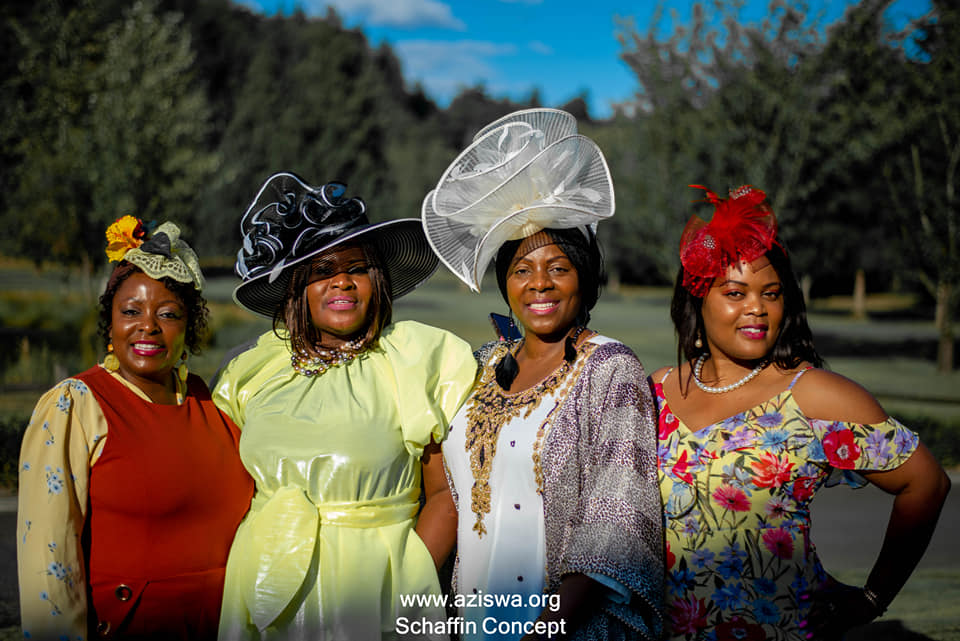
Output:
[651,185,951,640]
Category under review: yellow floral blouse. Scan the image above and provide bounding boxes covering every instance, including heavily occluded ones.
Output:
[654,370,919,640]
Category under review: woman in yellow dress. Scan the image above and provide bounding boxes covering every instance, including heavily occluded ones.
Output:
[212,172,476,640]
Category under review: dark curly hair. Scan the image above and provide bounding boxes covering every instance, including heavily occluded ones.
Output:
[670,240,823,372]
[98,262,210,354]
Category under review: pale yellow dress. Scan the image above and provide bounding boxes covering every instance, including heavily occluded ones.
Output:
[211,320,476,640]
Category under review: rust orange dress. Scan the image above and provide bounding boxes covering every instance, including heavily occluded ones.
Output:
[18,365,254,640]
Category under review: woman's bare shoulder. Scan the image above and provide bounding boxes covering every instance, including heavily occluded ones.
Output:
[649,365,672,383]
[790,367,888,424]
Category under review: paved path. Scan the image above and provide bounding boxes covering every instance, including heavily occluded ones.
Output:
[810,471,959,572]
[1,474,957,631]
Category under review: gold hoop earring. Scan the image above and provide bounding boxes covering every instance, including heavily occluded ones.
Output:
[104,343,120,372]
[175,352,189,381]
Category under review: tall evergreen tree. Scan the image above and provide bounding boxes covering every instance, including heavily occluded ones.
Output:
[2,0,111,269]
[205,8,394,254]
[88,0,219,233]
[613,2,827,283]
[3,0,217,273]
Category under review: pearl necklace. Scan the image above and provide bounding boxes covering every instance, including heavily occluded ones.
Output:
[291,338,367,376]
[692,354,767,394]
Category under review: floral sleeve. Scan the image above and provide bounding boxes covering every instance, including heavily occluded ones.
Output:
[805,416,919,488]
[17,378,108,641]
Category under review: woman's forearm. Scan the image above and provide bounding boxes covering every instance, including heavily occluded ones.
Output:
[418,440,458,570]
[865,459,951,607]
[415,489,457,569]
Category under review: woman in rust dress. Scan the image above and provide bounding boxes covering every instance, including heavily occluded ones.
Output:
[17,217,253,640]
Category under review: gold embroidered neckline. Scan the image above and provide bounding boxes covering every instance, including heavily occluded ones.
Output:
[463,339,597,536]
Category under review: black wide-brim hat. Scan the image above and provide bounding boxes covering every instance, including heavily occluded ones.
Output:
[233,172,438,318]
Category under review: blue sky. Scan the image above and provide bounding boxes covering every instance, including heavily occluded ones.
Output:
[232,0,932,119]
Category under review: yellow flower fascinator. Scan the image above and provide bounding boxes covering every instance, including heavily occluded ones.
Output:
[105,215,146,262]
[104,217,204,290]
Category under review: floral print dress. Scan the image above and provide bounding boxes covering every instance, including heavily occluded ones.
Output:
[653,369,918,641]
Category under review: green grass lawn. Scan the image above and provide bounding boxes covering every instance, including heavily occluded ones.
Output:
[1,265,959,637]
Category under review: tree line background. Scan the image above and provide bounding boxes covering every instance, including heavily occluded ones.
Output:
[0,0,957,371]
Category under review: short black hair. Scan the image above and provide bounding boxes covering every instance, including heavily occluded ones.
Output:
[494,226,604,327]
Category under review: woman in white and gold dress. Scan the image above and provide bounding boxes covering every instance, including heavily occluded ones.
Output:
[422,109,664,641]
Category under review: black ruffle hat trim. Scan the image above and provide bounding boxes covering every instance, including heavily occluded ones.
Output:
[233,172,438,317]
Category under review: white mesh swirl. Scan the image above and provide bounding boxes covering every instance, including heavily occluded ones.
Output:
[422,108,614,291]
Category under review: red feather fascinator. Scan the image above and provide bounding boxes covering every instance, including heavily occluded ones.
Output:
[680,184,777,297]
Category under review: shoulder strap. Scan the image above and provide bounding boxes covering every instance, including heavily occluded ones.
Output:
[787,366,814,390]
[659,367,673,385]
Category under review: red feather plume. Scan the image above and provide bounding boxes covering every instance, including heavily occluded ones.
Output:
[680,185,777,297]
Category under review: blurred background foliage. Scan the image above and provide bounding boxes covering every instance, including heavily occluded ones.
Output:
[1,0,957,371]
[0,0,957,372]
[2,2,960,632]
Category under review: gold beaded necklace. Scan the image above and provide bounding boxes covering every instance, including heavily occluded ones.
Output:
[290,337,367,376]
[463,335,596,536]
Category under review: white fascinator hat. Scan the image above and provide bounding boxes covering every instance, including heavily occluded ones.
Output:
[421,108,615,292]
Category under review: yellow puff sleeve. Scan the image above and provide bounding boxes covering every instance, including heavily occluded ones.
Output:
[210,331,293,428]
[380,321,478,456]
